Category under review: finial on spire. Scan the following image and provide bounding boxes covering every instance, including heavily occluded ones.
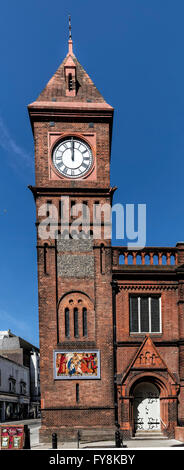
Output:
[68,15,73,54]
[69,15,72,40]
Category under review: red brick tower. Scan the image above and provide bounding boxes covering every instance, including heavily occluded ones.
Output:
[28,32,116,442]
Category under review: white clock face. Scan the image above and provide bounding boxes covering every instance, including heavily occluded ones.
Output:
[52,137,93,178]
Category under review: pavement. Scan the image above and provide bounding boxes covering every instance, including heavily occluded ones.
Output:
[31,439,184,450]
[1,419,184,449]
[31,436,184,450]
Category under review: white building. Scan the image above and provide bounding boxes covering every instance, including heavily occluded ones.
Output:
[0,354,30,421]
[0,330,40,420]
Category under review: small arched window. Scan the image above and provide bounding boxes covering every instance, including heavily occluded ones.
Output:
[65,308,70,337]
[74,308,79,337]
[83,307,87,337]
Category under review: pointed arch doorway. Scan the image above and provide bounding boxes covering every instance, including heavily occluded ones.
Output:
[133,381,160,432]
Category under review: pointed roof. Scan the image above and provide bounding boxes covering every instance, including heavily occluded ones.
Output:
[33,40,111,106]
[28,30,113,133]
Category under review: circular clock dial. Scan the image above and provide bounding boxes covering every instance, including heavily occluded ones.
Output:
[52,137,93,178]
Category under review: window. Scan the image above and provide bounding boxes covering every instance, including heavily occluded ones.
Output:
[71,200,76,219]
[59,200,64,219]
[60,293,92,341]
[82,201,88,220]
[130,295,161,333]
[74,308,79,337]
[83,307,87,337]
[20,381,26,395]
[9,378,16,393]
[65,308,70,338]
[46,200,52,217]
[94,201,100,218]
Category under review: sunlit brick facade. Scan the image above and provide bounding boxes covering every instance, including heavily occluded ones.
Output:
[28,35,184,442]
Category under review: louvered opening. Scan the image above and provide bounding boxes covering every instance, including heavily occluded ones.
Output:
[68,73,73,91]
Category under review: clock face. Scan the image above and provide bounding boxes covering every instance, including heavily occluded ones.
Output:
[52,137,93,178]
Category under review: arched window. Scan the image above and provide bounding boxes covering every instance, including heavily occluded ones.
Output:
[65,308,70,337]
[74,308,79,337]
[83,307,87,337]
[59,292,94,342]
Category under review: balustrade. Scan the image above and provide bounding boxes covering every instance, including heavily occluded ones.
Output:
[112,247,178,267]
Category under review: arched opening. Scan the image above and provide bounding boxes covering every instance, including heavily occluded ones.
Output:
[133,381,160,432]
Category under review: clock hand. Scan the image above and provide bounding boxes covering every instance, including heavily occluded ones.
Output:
[71,138,74,162]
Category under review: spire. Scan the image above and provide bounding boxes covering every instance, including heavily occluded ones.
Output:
[68,15,73,55]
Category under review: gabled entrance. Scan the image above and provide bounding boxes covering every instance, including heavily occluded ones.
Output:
[118,335,179,439]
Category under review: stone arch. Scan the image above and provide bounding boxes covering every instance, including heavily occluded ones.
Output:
[128,372,170,398]
[58,291,95,342]
[58,290,94,307]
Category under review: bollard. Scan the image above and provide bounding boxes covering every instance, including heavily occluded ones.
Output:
[24,424,31,449]
[115,428,128,448]
[52,433,57,449]
[115,429,122,448]
[77,430,80,449]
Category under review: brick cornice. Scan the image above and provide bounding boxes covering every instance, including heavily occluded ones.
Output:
[28,185,117,200]
[117,283,178,291]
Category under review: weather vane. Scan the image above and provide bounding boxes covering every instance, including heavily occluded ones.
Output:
[69,15,72,40]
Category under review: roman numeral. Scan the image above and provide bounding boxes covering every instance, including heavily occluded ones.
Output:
[56,156,63,161]
[75,168,82,175]
[57,163,65,172]
[79,144,85,152]
[62,166,68,174]
[81,163,88,169]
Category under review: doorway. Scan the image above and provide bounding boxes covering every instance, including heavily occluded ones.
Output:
[133,381,160,431]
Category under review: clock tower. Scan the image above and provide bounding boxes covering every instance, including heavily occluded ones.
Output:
[28,29,115,442]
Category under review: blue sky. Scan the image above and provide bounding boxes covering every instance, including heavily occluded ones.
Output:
[0,0,184,346]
